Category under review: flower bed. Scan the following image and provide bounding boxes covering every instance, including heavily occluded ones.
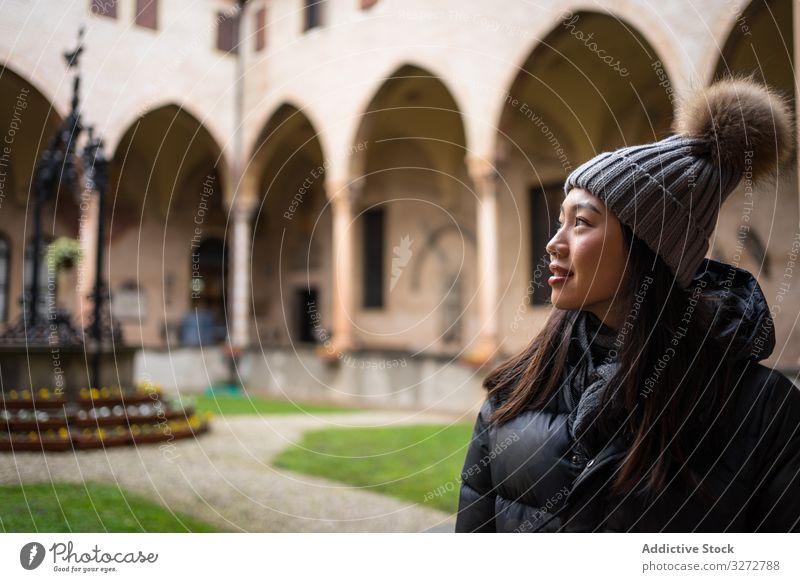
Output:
[1,383,210,451]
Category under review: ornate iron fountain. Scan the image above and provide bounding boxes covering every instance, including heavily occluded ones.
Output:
[0,30,209,451]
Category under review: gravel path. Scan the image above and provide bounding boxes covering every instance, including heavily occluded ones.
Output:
[0,411,460,532]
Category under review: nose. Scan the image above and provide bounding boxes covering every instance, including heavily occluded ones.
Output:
[546,228,567,260]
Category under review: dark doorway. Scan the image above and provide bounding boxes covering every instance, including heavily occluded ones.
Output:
[296,287,319,343]
[193,239,226,306]
[362,207,385,308]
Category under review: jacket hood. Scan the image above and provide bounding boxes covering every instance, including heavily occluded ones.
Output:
[693,258,775,362]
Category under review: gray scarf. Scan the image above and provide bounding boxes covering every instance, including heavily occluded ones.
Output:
[563,310,625,456]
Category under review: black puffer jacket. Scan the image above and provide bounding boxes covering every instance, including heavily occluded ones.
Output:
[456,259,800,532]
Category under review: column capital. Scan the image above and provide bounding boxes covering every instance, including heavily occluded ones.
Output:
[328,176,365,207]
[231,194,258,219]
[465,155,500,193]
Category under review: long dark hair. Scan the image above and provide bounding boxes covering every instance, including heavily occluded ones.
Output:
[484,224,736,499]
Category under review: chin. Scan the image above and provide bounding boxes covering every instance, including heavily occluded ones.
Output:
[549,293,577,310]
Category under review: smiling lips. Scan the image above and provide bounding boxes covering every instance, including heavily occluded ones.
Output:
[548,263,574,284]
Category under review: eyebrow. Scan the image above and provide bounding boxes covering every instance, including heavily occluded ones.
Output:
[559,202,602,215]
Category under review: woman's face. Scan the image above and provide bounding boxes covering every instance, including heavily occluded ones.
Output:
[545,187,628,329]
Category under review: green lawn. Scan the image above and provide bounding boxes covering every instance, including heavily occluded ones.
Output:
[0,482,218,533]
[273,423,473,513]
[190,393,363,416]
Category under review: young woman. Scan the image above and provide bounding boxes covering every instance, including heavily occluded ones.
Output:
[455,78,800,532]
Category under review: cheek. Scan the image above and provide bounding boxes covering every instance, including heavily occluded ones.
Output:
[600,229,627,277]
[572,234,625,290]
[572,237,605,272]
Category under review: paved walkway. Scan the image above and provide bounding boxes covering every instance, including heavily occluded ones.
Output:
[0,411,460,532]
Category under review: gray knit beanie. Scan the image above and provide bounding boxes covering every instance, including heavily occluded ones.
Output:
[564,78,793,288]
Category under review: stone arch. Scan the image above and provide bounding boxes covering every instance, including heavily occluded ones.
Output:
[245,101,330,346]
[111,103,228,221]
[496,9,676,170]
[244,101,325,191]
[345,62,477,352]
[108,103,229,346]
[0,58,64,119]
[0,65,64,207]
[713,0,793,94]
[107,97,230,172]
[350,63,468,182]
[243,97,328,185]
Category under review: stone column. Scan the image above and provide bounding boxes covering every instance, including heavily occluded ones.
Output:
[230,196,257,348]
[328,178,364,354]
[467,156,501,364]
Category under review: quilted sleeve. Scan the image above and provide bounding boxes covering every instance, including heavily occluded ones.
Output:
[455,398,497,532]
[748,372,800,532]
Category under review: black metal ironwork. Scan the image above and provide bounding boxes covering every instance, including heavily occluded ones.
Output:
[81,126,122,388]
[1,28,122,389]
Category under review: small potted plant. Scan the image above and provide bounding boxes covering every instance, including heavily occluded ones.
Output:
[46,237,82,271]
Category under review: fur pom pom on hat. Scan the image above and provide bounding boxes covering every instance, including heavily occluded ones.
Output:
[564,77,794,289]
[675,78,793,182]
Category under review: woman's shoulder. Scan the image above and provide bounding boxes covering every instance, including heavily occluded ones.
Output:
[732,361,798,401]
[728,360,800,441]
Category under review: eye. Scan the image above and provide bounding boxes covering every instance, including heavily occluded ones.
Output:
[555,217,589,228]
